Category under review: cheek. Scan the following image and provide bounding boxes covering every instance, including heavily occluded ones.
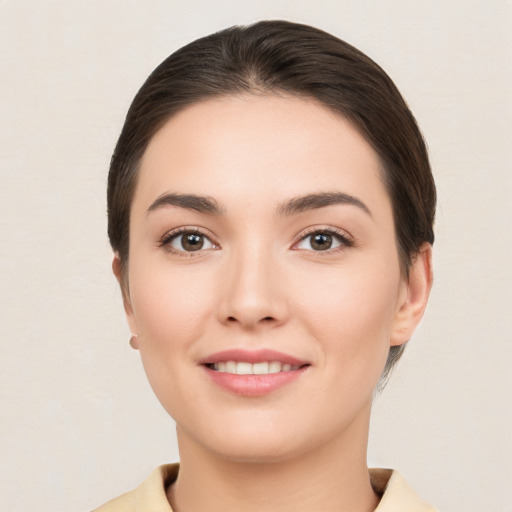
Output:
[127,261,220,416]
[129,261,216,346]
[290,255,401,374]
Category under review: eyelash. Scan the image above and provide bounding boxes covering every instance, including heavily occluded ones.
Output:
[292,227,355,254]
[159,226,354,256]
[159,227,219,256]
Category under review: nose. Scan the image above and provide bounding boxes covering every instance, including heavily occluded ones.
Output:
[216,246,289,330]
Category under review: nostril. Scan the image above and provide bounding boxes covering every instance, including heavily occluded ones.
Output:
[225,315,275,324]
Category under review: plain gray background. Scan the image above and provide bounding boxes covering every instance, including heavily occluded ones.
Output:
[1,1,511,511]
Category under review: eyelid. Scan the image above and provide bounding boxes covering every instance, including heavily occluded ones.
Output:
[291,226,355,252]
[158,225,353,255]
[159,226,220,254]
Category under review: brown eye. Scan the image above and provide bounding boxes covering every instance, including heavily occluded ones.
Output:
[294,229,353,252]
[166,230,216,252]
[310,233,333,251]
[181,233,204,251]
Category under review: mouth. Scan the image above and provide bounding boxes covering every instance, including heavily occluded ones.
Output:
[200,349,310,396]
[205,361,304,375]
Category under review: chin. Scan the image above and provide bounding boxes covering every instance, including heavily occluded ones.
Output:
[177,416,313,464]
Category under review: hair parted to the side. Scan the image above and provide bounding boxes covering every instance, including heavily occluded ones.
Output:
[107,20,436,384]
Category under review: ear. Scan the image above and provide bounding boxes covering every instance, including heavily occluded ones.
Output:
[390,243,433,346]
[112,253,140,349]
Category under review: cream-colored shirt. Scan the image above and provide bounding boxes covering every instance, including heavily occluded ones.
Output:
[93,464,438,511]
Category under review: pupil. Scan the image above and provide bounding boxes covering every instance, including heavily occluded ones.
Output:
[312,233,332,250]
[183,233,203,251]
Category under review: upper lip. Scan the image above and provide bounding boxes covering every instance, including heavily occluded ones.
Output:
[199,348,309,366]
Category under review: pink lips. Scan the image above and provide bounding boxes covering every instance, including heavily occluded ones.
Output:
[200,348,306,366]
[199,348,310,397]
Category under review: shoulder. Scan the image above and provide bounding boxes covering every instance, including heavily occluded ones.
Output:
[370,468,439,512]
[92,464,178,512]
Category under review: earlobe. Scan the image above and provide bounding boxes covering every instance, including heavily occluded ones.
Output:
[129,333,140,350]
[112,253,140,345]
[390,243,433,346]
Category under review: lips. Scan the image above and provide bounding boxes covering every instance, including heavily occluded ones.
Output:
[200,348,307,366]
[199,349,310,396]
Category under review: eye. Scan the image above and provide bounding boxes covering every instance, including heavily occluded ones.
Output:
[294,229,353,252]
[161,229,217,253]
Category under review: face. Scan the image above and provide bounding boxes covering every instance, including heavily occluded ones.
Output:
[119,94,425,463]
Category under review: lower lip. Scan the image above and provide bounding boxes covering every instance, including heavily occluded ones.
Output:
[203,366,308,397]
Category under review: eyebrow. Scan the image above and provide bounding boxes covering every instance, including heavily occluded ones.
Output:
[147,193,225,216]
[146,191,371,217]
[277,192,372,217]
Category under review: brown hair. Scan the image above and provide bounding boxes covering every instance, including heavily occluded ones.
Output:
[107,20,436,380]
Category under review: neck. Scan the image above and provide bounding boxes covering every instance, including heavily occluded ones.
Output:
[167,407,379,512]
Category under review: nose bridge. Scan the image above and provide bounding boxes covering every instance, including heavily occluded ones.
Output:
[218,237,286,328]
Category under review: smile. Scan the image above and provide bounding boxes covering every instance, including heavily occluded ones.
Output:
[208,361,302,374]
[200,349,310,396]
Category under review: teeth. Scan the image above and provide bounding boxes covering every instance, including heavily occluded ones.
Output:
[226,361,237,373]
[253,362,269,374]
[236,362,252,375]
[268,361,282,373]
[212,361,300,375]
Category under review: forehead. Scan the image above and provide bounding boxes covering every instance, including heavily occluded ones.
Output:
[134,94,390,217]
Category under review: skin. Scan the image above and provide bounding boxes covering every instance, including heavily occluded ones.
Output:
[113,94,432,512]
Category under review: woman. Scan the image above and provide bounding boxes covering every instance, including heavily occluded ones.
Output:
[95,20,437,511]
